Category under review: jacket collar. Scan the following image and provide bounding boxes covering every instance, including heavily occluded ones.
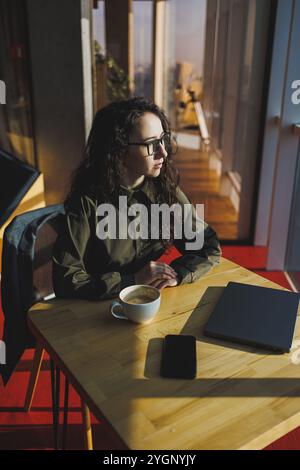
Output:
[118,177,156,203]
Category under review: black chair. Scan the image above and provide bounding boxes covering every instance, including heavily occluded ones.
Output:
[1,205,65,382]
[1,204,94,449]
[0,205,80,449]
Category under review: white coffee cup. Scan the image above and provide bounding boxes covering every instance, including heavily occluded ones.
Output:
[111,285,161,324]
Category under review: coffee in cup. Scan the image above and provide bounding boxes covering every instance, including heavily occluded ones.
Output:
[111,285,160,324]
[123,286,157,305]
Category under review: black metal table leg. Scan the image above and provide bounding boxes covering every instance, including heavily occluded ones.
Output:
[55,365,60,450]
[62,378,69,450]
[50,359,60,450]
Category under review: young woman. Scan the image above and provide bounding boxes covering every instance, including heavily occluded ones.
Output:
[52,97,221,300]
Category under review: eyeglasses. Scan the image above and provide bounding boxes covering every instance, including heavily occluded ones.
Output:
[128,132,172,157]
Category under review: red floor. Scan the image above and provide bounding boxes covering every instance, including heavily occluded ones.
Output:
[0,246,299,450]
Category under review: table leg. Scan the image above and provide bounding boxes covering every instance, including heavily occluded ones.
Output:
[50,359,60,450]
[81,400,93,450]
[62,378,69,450]
[24,342,44,411]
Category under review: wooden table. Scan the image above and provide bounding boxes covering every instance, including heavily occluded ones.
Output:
[28,258,300,450]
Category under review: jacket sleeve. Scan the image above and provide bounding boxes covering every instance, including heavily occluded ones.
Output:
[169,188,221,285]
[52,194,135,300]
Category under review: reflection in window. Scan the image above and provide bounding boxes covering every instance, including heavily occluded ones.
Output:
[162,0,207,128]
[93,0,107,110]
[93,0,106,55]
[133,0,153,100]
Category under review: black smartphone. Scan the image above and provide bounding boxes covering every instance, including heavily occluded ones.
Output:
[160,334,197,379]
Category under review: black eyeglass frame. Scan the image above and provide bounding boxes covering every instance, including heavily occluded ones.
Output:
[128,132,172,157]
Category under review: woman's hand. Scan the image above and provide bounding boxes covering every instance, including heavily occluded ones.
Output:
[148,276,178,290]
[134,261,178,290]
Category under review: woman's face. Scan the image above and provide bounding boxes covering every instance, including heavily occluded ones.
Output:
[124,112,168,179]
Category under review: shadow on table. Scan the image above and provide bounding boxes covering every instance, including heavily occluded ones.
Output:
[142,286,300,398]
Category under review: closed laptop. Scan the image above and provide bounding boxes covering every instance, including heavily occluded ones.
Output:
[204,282,300,352]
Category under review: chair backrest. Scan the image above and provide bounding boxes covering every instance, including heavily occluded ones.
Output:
[32,215,64,302]
[1,204,65,311]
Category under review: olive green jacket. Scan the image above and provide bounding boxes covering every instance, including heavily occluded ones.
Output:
[52,179,221,300]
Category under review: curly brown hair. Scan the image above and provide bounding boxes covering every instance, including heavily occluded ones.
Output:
[65,98,181,249]
[65,97,179,208]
